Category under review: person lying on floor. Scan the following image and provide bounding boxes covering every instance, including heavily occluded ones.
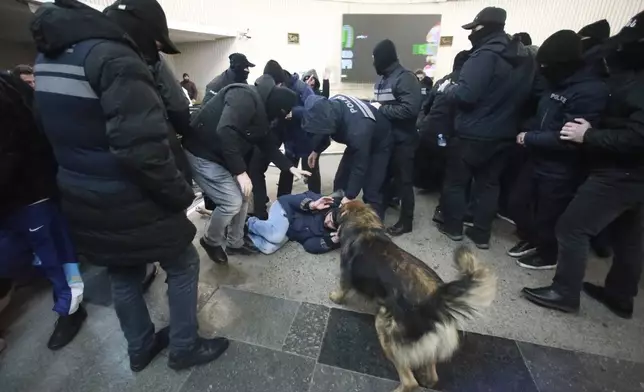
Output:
[246,191,341,255]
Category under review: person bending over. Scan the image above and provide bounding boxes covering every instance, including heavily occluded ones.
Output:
[184,75,310,265]
[247,192,340,254]
[304,94,393,219]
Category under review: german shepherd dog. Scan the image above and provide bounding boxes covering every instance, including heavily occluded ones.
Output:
[330,201,497,392]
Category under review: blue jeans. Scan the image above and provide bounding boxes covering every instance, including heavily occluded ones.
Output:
[247,202,290,254]
[108,244,200,356]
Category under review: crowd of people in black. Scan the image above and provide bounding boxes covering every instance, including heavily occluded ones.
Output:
[1,0,642,374]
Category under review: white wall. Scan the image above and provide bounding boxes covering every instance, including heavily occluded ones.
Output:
[81,0,644,98]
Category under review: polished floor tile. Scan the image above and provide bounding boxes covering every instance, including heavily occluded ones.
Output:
[434,333,538,392]
[309,364,433,392]
[318,308,538,392]
[179,340,315,392]
[518,342,602,392]
[318,308,398,380]
[577,350,644,392]
[197,287,300,349]
[282,302,330,358]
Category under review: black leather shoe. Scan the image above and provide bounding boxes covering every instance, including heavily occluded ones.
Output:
[465,227,490,250]
[386,221,412,236]
[388,197,401,209]
[168,337,230,370]
[583,283,633,319]
[521,286,579,313]
[200,238,228,265]
[130,327,170,372]
[437,224,463,241]
[227,238,260,256]
[48,305,87,350]
[432,207,444,224]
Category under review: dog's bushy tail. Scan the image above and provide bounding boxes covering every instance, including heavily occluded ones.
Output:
[434,246,497,324]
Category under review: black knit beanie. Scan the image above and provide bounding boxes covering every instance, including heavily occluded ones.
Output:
[373,39,398,75]
[263,60,285,85]
[578,19,610,40]
[536,30,582,65]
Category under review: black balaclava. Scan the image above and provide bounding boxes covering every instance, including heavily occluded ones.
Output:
[453,50,470,71]
[606,11,644,71]
[229,54,249,83]
[263,60,285,85]
[373,39,398,75]
[265,86,297,121]
[468,23,504,47]
[536,30,584,86]
[105,10,159,64]
[578,19,610,53]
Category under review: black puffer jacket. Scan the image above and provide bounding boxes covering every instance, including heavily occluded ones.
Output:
[0,73,58,219]
[30,0,195,266]
[184,75,295,176]
[202,68,242,104]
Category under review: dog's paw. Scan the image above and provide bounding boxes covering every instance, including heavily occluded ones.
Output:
[329,291,345,304]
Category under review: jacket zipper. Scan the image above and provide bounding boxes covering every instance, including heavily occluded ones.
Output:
[540,108,550,130]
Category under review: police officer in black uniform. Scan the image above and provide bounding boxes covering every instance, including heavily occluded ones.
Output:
[372,39,422,236]
[303,94,393,218]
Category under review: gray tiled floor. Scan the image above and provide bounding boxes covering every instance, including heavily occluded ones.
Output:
[309,364,433,392]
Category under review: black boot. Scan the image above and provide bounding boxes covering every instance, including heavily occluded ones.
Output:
[130,327,170,372]
[521,286,579,313]
[437,223,463,241]
[168,337,230,370]
[465,227,490,250]
[227,237,260,255]
[48,305,88,350]
[583,283,633,319]
[200,238,228,265]
[386,221,412,236]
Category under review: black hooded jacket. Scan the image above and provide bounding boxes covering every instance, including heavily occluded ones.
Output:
[30,0,195,267]
[443,32,537,141]
[184,75,295,176]
[203,68,242,104]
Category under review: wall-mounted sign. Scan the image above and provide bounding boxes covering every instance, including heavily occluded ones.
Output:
[440,36,453,47]
[288,33,300,45]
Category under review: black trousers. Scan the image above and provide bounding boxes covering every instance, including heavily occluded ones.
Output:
[441,138,512,241]
[553,172,644,300]
[383,139,417,224]
[248,148,271,219]
[498,144,527,217]
[277,154,321,197]
[510,173,580,264]
[334,147,391,219]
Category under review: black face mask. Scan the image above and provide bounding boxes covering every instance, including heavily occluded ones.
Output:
[232,66,250,83]
[468,24,504,47]
[107,11,159,65]
[372,40,398,76]
[265,87,296,121]
[612,42,644,70]
[540,61,582,86]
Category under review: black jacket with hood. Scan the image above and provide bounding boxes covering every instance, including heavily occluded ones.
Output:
[184,75,296,176]
[30,0,196,267]
[202,68,240,105]
[443,32,537,141]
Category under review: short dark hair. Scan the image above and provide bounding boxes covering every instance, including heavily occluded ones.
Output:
[12,64,33,77]
[182,73,189,78]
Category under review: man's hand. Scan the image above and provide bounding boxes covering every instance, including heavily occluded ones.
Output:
[323,67,331,80]
[311,196,334,210]
[236,172,253,199]
[516,132,527,146]
[307,152,319,169]
[290,167,311,182]
[560,118,591,143]
[340,197,352,205]
[285,111,293,120]
[371,102,382,110]
[437,79,451,93]
[330,231,340,244]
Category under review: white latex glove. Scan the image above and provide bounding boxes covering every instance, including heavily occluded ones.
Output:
[437,79,451,93]
[290,167,312,182]
[236,172,253,199]
[371,102,382,110]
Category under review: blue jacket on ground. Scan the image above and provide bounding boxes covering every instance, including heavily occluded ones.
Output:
[283,72,316,157]
[443,32,537,141]
[303,94,393,199]
[523,67,609,179]
[277,191,339,254]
